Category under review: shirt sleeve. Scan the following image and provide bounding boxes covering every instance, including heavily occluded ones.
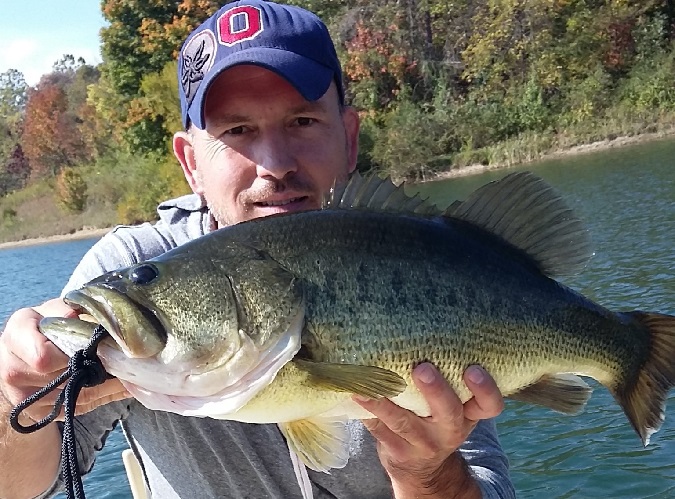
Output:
[461,419,515,499]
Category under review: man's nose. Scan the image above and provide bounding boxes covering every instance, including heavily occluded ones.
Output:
[254,131,299,180]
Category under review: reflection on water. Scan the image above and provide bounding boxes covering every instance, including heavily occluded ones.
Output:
[0,138,673,498]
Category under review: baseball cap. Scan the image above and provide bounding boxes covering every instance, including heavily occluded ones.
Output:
[178,0,344,129]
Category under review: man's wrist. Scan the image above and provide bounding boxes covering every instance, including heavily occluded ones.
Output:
[390,452,482,499]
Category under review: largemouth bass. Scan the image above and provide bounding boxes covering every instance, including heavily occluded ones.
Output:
[41,171,675,472]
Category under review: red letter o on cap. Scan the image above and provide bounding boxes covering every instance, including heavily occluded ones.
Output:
[218,6,264,46]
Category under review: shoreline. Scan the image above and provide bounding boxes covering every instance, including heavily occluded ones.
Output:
[429,128,675,180]
[0,227,114,250]
[1,129,673,250]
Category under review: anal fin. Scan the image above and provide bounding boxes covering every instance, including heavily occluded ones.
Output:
[507,373,592,414]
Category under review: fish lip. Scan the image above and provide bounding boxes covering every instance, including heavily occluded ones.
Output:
[64,288,124,348]
[64,285,168,357]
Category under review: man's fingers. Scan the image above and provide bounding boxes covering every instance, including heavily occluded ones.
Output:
[360,414,408,455]
[33,297,78,319]
[356,396,423,448]
[411,363,464,423]
[12,379,129,422]
[462,365,504,421]
[3,313,69,374]
[78,379,129,408]
[75,380,131,416]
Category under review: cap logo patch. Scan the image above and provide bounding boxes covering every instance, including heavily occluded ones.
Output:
[181,30,217,105]
[218,5,264,46]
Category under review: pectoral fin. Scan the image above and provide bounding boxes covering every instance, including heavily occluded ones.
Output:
[278,416,350,472]
[293,358,406,399]
[507,373,592,414]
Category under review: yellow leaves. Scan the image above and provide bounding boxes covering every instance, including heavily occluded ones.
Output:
[144,0,220,58]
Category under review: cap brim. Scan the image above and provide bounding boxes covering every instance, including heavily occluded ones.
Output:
[187,47,335,129]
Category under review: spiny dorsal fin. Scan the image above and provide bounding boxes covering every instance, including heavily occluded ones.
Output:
[445,171,593,277]
[324,171,440,215]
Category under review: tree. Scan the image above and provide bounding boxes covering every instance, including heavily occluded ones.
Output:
[19,56,101,177]
[0,68,27,115]
[98,1,219,153]
[48,55,101,116]
[100,0,220,98]
[124,61,182,154]
[0,144,30,196]
[0,69,28,160]
[55,167,88,213]
[21,83,86,177]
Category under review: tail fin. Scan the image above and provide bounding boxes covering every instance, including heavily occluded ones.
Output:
[613,311,675,445]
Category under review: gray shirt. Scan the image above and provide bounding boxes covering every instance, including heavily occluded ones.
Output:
[49,194,514,499]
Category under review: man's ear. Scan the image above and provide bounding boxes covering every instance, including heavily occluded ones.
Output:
[342,106,360,174]
[173,131,204,195]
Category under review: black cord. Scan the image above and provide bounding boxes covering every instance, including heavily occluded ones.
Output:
[9,324,111,499]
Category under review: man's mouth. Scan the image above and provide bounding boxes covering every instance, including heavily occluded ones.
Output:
[255,196,308,207]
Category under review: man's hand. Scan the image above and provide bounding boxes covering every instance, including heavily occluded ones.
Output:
[0,298,130,498]
[0,298,128,423]
[354,363,504,498]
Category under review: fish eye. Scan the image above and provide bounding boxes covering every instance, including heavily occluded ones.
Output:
[129,264,160,285]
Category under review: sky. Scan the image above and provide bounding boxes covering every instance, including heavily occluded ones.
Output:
[0,1,107,85]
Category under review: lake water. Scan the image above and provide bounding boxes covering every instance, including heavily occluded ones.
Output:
[1,138,673,498]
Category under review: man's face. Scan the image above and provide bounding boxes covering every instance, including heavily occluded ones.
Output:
[174,65,360,227]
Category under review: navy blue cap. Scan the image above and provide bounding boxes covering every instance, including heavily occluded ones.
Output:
[178,0,344,129]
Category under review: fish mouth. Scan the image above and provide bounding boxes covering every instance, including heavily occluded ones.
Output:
[64,283,167,359]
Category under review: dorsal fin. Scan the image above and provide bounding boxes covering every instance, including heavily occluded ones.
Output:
[445,171,593,276]
[324,171,440,215]
[325,171,592,277]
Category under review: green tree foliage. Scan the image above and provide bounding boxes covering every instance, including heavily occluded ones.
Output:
[55,167,88,213]
[100,0,176,97]
[86,68,129,154]
[327,0,675,178]
[124,61,182,154]
[116,152,190,224]
[99,0,220,153]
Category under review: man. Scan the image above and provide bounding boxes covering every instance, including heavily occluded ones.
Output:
[0,2,514,498]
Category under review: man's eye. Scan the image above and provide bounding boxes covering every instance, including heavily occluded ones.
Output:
[225,125,246,135]
[296,117,314,126]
